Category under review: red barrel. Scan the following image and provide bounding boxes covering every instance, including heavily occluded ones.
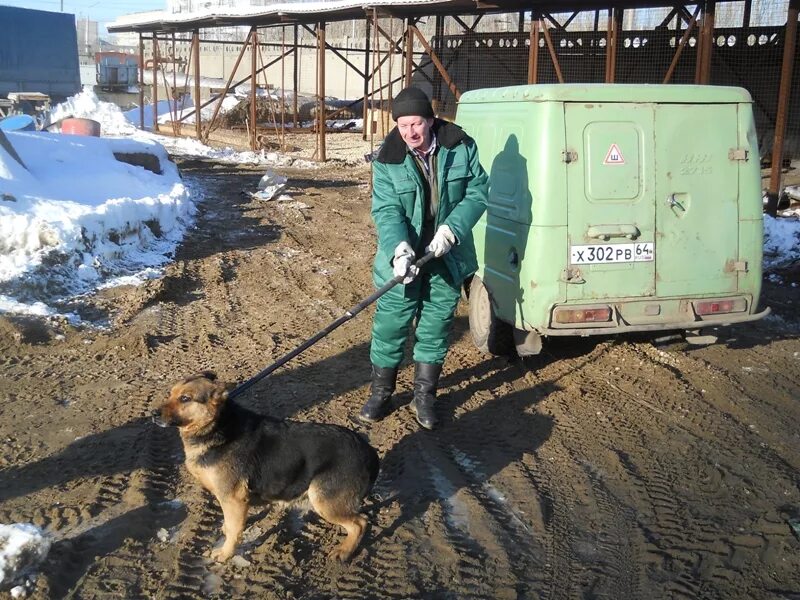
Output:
[60,118,101,136]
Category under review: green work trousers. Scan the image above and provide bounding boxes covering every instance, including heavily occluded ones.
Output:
[370,260,462,368]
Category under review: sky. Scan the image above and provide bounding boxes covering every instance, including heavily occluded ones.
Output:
[0,0,165,27]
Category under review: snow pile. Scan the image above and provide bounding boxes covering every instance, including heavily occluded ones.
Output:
[0,524,51,596]
[49,88,138,136]
[763,214,800,270]
[153,95,241,126]
[0,129,194,321]
[123,97,195,129]
[53,90,314,167]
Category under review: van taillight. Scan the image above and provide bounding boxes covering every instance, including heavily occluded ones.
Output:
[554,307,612,324]
[695,298,747,315]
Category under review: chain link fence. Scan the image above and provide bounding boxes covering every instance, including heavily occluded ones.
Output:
[412,1,797,160]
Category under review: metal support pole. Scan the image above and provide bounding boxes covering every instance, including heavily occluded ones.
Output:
[171,33,177,128]
[363,16,371,141]
[281,26,286,151]
[193,30,201,139]
[604,10,613,82]
[317,22,326,162]
[767,0,800,215]
[152,34,159,132]
[699,1,715,84]
[139,33,144,130]
[411,25,461,100]
[541,19,564,83]
[251,27,258,151]
[432,15,444,111]
[371,9,379,144]
[663,6,700,83]
[293,24,299,128]
[404,18,414,86]
[528,16,540,84]
[606,8,622,83]
[204,29,253,142]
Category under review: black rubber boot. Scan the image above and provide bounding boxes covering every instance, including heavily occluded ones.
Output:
[411,362,442,430]
[358,365,399,423]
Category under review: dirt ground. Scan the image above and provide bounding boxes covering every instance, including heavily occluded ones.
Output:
[1,147,799,600]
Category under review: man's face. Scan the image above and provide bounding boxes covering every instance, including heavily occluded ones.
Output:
[397,116,434,151]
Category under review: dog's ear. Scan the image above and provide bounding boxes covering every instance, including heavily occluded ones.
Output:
[209,385,228,406]
[200,370,217,381]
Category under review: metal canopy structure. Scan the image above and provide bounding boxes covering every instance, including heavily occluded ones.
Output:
[108,0,800,214]
[109,0,699,33]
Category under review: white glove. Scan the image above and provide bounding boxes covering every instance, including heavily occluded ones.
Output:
[425,224,456,257]
[392,241,419,284]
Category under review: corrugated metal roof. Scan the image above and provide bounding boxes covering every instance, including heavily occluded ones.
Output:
[108,0,466,32]
[107,0,686,33]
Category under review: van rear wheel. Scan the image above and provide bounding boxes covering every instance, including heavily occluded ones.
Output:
[468,275,514,356]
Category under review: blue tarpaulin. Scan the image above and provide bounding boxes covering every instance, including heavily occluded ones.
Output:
[0,6,81,99]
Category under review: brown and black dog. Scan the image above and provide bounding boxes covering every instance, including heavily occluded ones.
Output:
[154,371,380,563]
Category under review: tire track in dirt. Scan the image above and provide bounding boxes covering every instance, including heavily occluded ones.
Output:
[557,348,718,598]
[517,343,652,598]
[559,341,798,598]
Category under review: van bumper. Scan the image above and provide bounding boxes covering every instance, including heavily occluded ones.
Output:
[540,306,771,336]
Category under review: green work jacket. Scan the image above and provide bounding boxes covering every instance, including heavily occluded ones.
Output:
[371,119,489,286]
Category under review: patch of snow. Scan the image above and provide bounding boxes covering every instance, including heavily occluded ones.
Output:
[0,524,51,592]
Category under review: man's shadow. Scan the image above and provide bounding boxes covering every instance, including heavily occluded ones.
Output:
[372,363,558,558]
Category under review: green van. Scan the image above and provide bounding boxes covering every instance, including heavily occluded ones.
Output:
[457,84,770,356]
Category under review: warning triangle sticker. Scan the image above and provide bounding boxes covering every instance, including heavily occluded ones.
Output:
[603,143,625,165]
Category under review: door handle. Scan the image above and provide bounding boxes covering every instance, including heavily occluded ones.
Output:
[666,194,687,212]
[586,224,641,241]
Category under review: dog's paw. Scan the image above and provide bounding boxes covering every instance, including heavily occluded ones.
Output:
[210,547,234,563]
[328,545,354,562]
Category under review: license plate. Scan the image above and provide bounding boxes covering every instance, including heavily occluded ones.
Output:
[570,242,654,265]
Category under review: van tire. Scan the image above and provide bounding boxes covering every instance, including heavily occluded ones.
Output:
[468,275,514,356]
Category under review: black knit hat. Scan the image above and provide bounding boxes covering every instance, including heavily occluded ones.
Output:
[392,87,434,121]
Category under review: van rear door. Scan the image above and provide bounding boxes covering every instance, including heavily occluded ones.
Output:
[564,103,656,301]
[653,104,739,297]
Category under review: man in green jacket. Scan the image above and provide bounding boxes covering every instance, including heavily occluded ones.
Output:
[358,87,488,430]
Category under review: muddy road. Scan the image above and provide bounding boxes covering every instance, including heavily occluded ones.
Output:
[1,156,799,599]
